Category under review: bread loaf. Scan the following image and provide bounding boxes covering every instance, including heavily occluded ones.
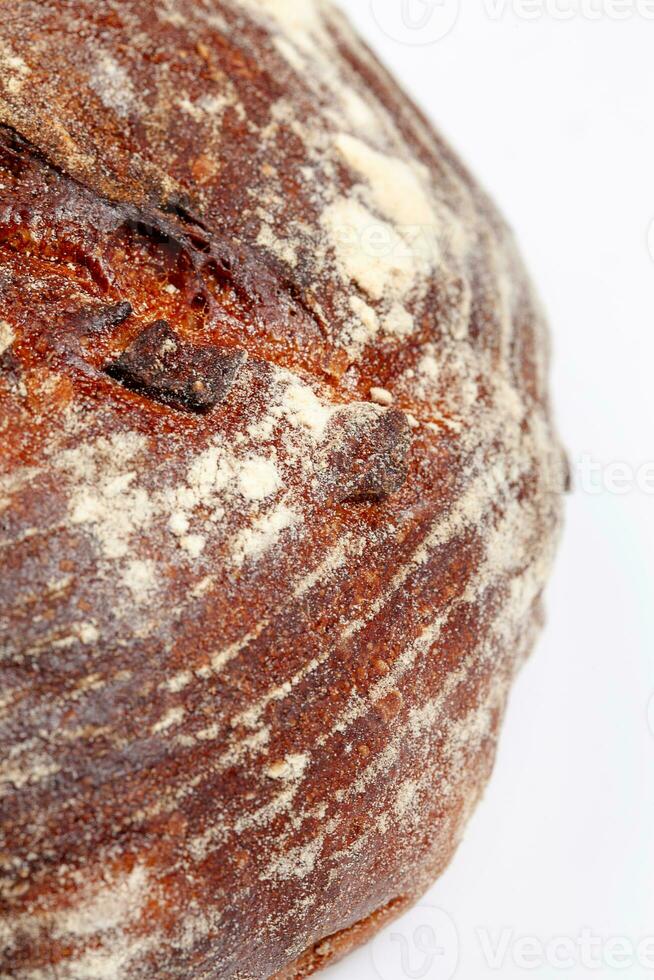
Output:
[0,2,566,977]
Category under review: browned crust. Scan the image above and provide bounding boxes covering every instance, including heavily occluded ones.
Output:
[273,895,416,980]
[0,3,565,978]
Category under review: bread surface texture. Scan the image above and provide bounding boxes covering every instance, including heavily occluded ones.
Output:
[0,2,565,978]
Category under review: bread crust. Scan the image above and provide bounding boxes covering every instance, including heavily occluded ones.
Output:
[0,3,565,978]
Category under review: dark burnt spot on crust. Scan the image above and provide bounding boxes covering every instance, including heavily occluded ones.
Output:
[0,345,22,389]
[70,300,133,336]
[331,409,413,504]
[106,320,247,413]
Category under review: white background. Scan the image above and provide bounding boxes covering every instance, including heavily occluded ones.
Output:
[325,2,654,978]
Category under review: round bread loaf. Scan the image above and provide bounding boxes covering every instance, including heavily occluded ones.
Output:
[0,2,566,978]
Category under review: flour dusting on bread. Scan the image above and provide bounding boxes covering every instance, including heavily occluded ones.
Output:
[0,1,564,978]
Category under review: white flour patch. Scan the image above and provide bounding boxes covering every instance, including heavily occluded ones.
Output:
[418,349,440,386]
[253,0,324,40]
[261,837,323,881]
[77,622,99,645]
[55,865,149,938]
[370,386,394,407]
[278,381,336,440]
[257,222,298,266]
[231,504,299,567]
[0,320,14,355]
[180,534,206,558]
[238,455,281,501]
[321,197,417,302]
[348,295,380,352]
[335,133,435,229]
[60,433,153,560]
[152,706,185,735]
[274,35,306,73]
[122,559,158,601]
[0,42,30,93]
[266,753,309,781]
[90,52,136,117]
[169,511,190,536]
[384,303,415,339]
